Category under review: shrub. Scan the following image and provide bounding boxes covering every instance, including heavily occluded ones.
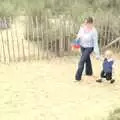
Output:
[107,108,120,120]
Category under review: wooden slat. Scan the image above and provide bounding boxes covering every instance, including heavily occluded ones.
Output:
[101,21,105,47]
[65,17,68,53]
[107,15,111,44]
[106,16,109,46]
[41,24,44,59]
[31,16,35,59]
[102,37,120,50]
[67,16,71,54]
[60,18,63,56]
[21,37,25,61]
[26,16,30,61]
[40,18,44,59]
[54,18,57,57]
[10,16,15,62]
[15,17,20,61]
[104,22,107,46]
[0,31,6,63]
[45,16,49,59]
[99,22,102,51]
[4,17,11,63]
[35,16,40,60]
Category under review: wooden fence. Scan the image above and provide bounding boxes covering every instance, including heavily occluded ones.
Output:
[96,15,120,52]
[0,15,120,63]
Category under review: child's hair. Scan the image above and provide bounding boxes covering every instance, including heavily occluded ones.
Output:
[105,50,113,57]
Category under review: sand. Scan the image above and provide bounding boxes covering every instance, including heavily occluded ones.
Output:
[0,56,120,120]
[0,16,120,120]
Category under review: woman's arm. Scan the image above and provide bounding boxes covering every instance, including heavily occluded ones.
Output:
[93,29,100,59]
[76,26,84,39]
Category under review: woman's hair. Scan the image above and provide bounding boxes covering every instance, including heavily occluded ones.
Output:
[86,17,93,24]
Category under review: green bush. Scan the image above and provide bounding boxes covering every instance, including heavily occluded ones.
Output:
[107,108,120,120]
[0,0,120,17]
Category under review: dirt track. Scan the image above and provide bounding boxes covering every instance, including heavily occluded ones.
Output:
[0,56,120,120]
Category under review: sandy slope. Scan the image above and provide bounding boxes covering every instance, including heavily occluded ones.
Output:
[0,16,120,120]
[0,56,120,120]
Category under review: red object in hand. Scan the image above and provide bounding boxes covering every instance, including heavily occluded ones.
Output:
[71,44,80,49]
[71,39,80,49]
[73,45,80,48]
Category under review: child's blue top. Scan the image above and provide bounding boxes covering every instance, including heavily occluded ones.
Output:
[103,58,114,73]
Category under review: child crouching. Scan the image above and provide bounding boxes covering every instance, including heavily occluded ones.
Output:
[96,50,115,84]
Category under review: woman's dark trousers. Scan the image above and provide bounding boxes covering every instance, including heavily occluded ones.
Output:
[75,47,93,80]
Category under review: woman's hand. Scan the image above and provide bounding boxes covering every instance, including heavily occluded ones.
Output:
[71,46,80,52]
[91,53,101,60]
[96,55,101,60]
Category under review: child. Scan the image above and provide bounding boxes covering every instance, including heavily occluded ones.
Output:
[96,50,115,84]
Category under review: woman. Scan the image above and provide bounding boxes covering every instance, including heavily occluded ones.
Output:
[75,17,100,81]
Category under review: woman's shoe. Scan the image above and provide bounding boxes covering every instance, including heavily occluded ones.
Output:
[75,75,81,81]
[96,79,102,83]
[75,79,81,81]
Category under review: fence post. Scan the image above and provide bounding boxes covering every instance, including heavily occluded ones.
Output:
[41,16,45,59]
[14,17,20,62]
[26,16,30,61]
[10,16,16,62]
[31,16,36,60]
[45,15,49,59]
[0,30,6,63]
[35,16,40,60]
[4,17,11,63]
[54,18,58,57]
[59,18,64,57]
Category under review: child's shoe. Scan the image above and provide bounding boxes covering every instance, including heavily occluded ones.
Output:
[96,79,103,83]
[110,79,115,84]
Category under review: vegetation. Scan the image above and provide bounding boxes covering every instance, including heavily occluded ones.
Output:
[107,108,120,120]
[0,0,120,17]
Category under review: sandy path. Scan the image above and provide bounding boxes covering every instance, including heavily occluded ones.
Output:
[0,56,120,120]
